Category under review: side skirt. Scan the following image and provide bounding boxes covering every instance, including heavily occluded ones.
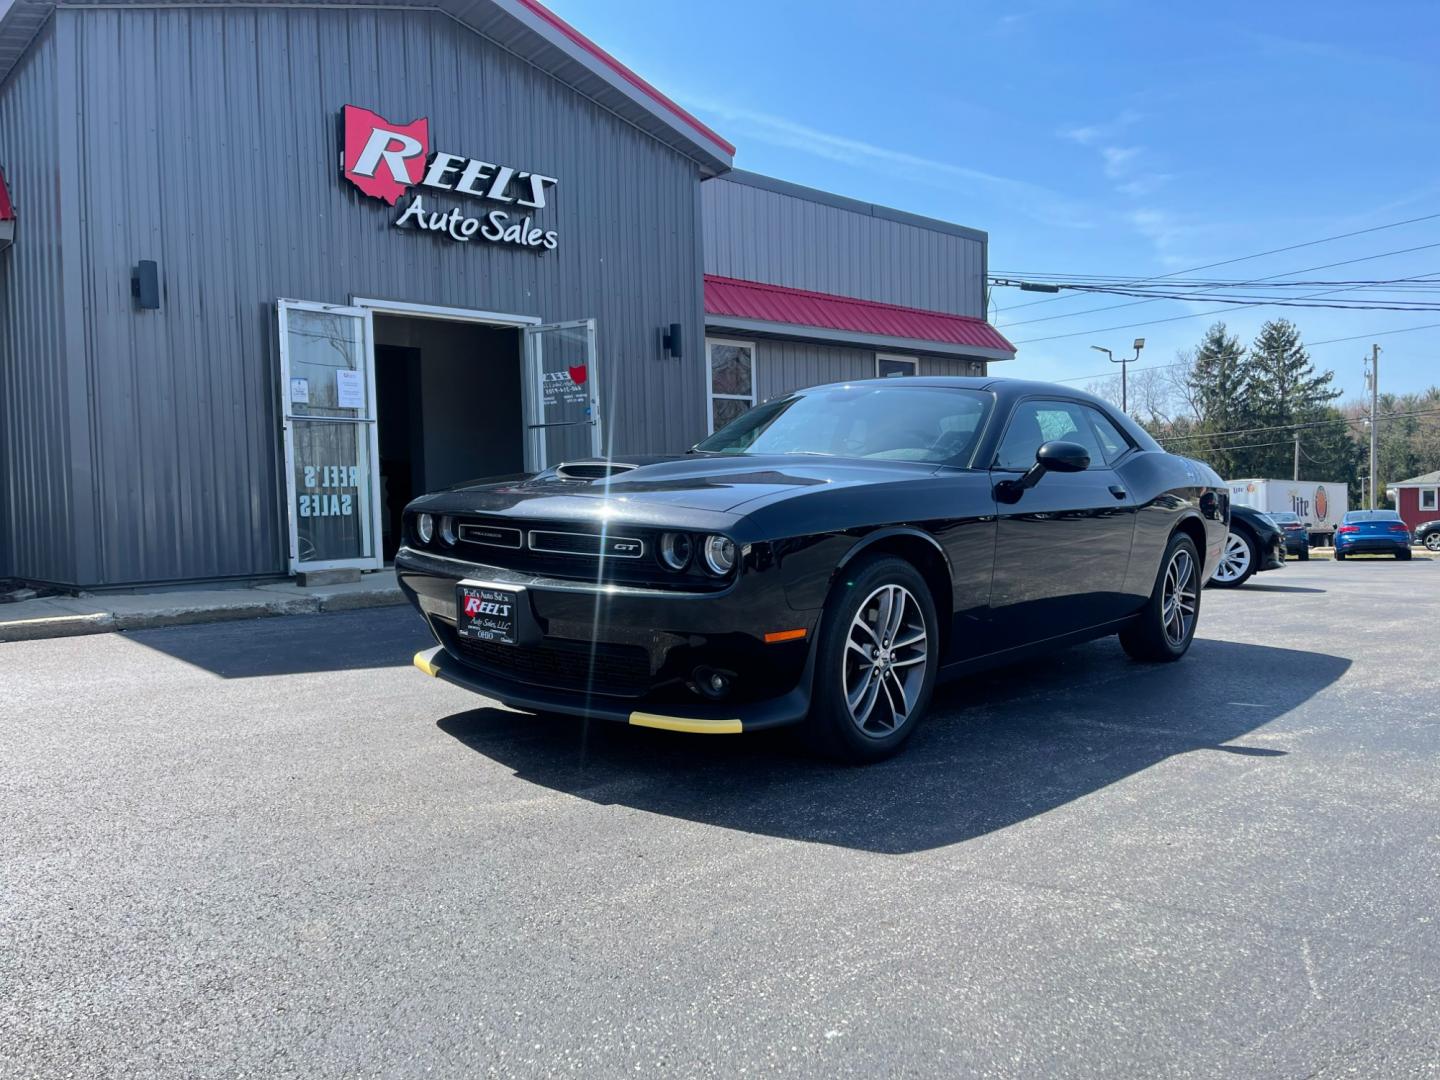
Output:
[936,616,1141,682]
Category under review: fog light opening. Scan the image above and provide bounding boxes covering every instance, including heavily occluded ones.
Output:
[690,666,736,700]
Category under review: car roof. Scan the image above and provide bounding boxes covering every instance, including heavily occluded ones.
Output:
[799,375,1117,408]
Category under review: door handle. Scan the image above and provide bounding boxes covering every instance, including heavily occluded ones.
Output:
[1108,485,1128,500]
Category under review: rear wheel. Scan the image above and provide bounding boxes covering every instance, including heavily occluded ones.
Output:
[1334,549,1346,560]
[1298,546,1310,561]
[806,556,938,764]
[1425,533,1440,552]
[1398,548,1412,561]
[1209,529,1255,588]
[1120,533,1201,663]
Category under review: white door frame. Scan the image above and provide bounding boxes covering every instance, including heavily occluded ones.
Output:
[277,298,383,574]
[523,318,601,471]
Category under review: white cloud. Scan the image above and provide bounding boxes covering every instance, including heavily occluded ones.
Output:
[687,96,1096,229]
[1101,146,1140,179]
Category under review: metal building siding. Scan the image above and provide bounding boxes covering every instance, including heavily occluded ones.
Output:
[702,177,985,318]
[61,6,705,585]
[0,22,77,583]
[749,339,981,403]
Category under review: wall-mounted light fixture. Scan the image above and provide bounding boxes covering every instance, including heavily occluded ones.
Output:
[661,322,683,360]
[132,260,160,310]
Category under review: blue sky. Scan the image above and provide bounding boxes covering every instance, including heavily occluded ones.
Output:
[548,0,1440,403]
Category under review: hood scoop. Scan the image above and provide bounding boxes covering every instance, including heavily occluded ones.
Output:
[553,460,638,482]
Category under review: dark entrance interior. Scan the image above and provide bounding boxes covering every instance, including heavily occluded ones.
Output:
[374,315,524,559]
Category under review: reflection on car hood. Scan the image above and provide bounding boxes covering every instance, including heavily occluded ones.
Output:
[432,454,941,515]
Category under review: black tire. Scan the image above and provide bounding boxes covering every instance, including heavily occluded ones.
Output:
[1208,527,1256,589]
[1298,546,1310,561]
[1120,533,1202,663]
[806,555,939,764]
[1424,533,1440,552]
[1398,549,1412,561]
[1334,550,1346,561]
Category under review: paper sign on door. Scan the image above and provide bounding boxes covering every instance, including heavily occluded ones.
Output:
[335,369,365,409]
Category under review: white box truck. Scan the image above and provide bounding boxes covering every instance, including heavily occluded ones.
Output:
[1226,479,1349,543]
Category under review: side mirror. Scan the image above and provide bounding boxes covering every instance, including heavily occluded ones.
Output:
[1036,440,1090,474]
[995,440,1091,503]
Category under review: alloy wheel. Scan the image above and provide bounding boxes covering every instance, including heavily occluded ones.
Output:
[842,584,928,738]
[1162,548,1198,647]
[1426,533,1440,552]
[1212,532,1251,583]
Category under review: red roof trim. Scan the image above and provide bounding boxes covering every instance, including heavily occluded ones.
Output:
[0,167,13,222]
[704,275,1016,354]
[513,0,736,158]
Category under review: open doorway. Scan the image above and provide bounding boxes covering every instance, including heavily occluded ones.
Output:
[373,315,524,560]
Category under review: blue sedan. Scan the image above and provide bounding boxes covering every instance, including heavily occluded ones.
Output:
[1334,510,1413,560]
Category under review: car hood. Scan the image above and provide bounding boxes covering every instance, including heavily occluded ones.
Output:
[412,454,941,518]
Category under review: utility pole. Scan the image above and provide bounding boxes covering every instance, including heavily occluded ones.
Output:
[1293,431,1301,481]
[1366,344,1380,509]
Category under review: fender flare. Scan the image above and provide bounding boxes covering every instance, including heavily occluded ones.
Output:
[834,525,952,579]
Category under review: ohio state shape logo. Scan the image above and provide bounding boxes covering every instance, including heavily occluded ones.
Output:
[342,105,429,206]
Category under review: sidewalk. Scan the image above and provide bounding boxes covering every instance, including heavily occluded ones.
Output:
[0,575,404,643]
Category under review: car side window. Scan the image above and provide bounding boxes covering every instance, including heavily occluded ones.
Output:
[994,399,1105,471]
[1085,407,1132,465]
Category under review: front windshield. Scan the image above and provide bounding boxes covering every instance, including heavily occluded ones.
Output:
[693,385,993,466]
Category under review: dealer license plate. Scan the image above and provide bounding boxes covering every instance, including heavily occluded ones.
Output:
[455,583,520,645]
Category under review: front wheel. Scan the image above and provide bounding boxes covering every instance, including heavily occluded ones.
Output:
[1425,533,1440,552]
[806,556,939,764]
[1120,533,1201,663]
[1208,529,1255,588]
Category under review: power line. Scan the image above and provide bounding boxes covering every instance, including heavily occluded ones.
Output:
[1008,250,1440,344]
[990,210,1440,314]
[1156,407,1440,443]
[1198,438,1300,453]
[1042,319,1440,386]
[1308,322,1440,346]
[998,254,1440,329]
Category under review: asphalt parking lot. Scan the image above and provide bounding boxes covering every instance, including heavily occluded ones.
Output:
[4,557,1438,1078]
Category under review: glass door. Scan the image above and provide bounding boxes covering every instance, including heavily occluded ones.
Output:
[277,300,383,574]
[522,319,601,470]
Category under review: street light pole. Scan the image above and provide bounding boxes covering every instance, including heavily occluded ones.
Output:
[1090,339,1145,414]
[1366,345,1380,509]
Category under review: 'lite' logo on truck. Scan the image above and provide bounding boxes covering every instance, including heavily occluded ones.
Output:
[342,105,429,205]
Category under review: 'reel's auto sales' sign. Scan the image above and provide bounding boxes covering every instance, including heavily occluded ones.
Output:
[340,105,558,250]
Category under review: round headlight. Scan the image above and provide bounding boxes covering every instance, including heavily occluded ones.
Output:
[702,534,737,576]
[440,515,455,545]
[416,513,434,544]
[660,531,692,570]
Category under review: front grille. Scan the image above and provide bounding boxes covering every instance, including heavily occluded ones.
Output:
[453,635,652,698]
[412,514,731,592]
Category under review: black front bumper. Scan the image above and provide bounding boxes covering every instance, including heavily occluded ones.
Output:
[396,547,818,732]
[1258,533,1287,572]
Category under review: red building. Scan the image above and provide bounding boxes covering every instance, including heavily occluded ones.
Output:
[1387,471,1440,532]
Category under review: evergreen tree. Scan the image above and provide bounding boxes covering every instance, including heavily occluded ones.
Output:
[1184,322,1252,476]
[1244,319,1341,479]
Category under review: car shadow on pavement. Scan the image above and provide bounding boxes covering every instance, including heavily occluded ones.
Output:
[435,638,1350,854]
[1233,583,1327,594]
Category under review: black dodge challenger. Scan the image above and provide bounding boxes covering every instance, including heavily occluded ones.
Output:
[399,378,1228,761]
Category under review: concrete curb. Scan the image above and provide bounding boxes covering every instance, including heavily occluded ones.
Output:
[0,612,116,642]
[0,586,405,643]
